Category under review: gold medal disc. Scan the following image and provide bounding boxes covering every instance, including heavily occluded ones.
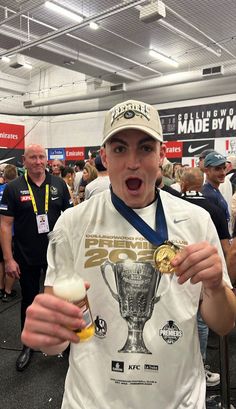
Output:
[154,242,179,274]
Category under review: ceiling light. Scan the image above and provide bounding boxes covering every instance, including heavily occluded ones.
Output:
[45,1,83,23]
[149,49,179,67]
[1,56,10,63]
[89,22,99,30]
[24,62,32,70]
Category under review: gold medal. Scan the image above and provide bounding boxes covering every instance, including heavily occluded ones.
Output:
[154,242,180,274]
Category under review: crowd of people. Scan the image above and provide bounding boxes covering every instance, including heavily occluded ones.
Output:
[0,98,235,409]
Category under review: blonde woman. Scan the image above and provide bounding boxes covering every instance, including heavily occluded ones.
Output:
[78,163,98,203]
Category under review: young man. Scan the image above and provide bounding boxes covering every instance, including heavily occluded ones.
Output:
[202,152,230,225]
[21,101,235,409]
[0,144,73,371]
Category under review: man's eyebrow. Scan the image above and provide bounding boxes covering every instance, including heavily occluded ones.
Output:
[109,135,155,146]
[109,136,128,146]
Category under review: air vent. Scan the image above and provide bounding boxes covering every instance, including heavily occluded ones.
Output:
[139,1,166,23]
[9,54,25,69]
[24,100,33,108]
[202,65,224,77]
[110,83,126,92]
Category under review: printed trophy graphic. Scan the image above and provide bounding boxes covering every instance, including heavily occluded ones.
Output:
[101,260,165,354]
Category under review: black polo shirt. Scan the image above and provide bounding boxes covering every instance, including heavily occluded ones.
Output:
[0,172,73,265]
[181,192,230,240]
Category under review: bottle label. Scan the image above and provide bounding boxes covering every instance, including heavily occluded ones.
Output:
[75,295,93,328]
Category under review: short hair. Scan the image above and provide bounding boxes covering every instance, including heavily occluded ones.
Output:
[75,160,85,170]
[3,164,18,181]
[61,166,75,178]
[181,167,204,187]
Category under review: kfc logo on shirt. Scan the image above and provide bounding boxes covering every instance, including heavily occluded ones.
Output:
[20,195,32,202]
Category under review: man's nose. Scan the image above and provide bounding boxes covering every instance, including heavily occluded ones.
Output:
[127,152,140,169]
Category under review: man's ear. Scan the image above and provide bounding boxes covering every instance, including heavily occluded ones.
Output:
[159,144,166,167]
[100,147,107,169]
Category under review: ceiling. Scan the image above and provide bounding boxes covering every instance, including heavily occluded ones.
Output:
[0,0,236,88]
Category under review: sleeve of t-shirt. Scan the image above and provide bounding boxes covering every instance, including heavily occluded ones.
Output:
[0,183,16,217]
[211,206,230,240]
[205,215,232,288]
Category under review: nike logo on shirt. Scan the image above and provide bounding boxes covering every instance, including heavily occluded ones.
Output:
[173,218,190,223]
[51,197,59,201]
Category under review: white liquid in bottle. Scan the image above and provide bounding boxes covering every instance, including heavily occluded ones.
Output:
[53,276,95,341]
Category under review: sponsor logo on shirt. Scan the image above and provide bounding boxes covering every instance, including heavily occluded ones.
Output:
[144,364,159,372]
[159,321,183,344]
[128,364,141,370]
[20,190,30,195]
[0,204,8,210]
[94,315,107,338]
[50,186,58,195]
[111,360,124,373]
[20,195,32,202]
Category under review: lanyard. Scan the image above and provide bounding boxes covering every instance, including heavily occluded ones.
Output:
[110,187,168,246]
[24,171,49,215]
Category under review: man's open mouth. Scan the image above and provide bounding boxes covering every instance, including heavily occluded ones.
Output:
[125,178,142,191]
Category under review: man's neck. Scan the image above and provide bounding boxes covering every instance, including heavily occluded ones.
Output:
[27,171,46,186]
[206,179,219,189]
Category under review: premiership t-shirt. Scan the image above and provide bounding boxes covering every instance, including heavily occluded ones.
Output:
[45,189,231,409]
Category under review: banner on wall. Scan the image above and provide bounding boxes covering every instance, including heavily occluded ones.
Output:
[48,148,65,161]
[0,123,25,150]
[159,101,236,141]
[182,139,215,157]
[165,141,182,159]
[65,147,85,161]
[0,148,24,166]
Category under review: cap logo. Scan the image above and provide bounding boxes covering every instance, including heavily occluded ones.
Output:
[124,110,135,119]
[110,102,150,126]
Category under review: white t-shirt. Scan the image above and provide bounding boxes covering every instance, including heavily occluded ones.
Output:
[84,175,110,199]
[45,190,230,409]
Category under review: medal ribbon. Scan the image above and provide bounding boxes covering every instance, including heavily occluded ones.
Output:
[110,187,168,246]
[24,171,49,215]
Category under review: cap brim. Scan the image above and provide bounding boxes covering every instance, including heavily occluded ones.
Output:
[103,124,163,145]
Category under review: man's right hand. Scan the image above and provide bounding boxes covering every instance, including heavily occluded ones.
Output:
[5,258,21,279]
[21,293,86,352]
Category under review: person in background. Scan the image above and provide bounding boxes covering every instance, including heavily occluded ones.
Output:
[202,152,230,227]
[180,166,232,387]
[78,163,98,203]
[172,162,182,179]
[225,155,236,193]
[84,155,110,200]
[170,166,186,193]
[0,164,18,302]
[231,191,236,238]
[0,144,73,372]
[198,149,233,234]
[181,167,231,257]
[51,159,64,177]
[73,160,85,196]
[21,100,235,409]
[162,161,174,186]
[61,166,76,206]
[156,166,182,198]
